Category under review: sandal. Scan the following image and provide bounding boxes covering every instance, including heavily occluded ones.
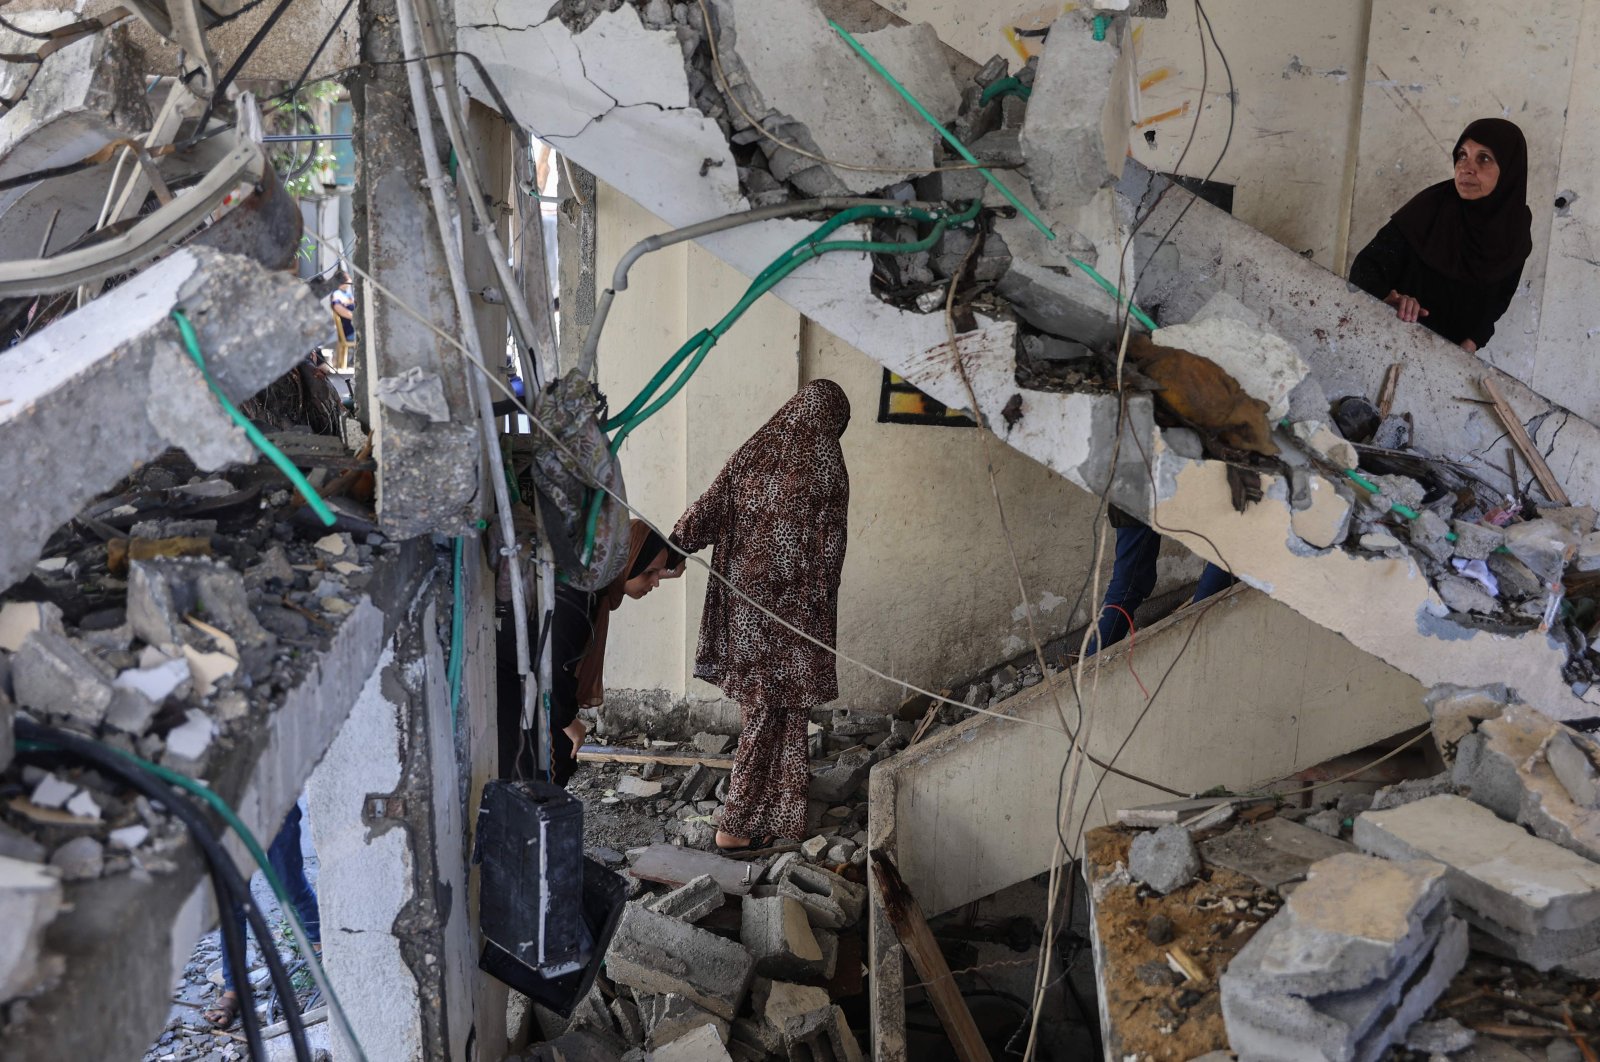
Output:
[715,834,776,854]
[202,990,240,1029]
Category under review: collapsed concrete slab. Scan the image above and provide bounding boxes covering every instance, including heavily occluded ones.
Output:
[1355,794,1600,974]
[1219,853,1466,1062]
[0,247,323,595]
[1452,704,1600,863]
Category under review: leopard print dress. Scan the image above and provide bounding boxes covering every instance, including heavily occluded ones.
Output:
[673,380,850,840]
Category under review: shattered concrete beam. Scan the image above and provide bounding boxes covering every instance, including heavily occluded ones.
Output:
[0,542,429,1061]
[355,0,484,540]
[0,246,323,596]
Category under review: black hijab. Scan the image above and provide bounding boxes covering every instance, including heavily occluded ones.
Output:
[1390,118,1533,287]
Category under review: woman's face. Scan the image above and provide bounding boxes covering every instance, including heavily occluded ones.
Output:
[623,548,673,599]
[1453,138,1501,201]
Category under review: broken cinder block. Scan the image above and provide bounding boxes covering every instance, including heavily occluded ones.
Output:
[772,860,865,930]
[604,902,754,1021]
[11,629,115,727]
[647,873,723,923]
[741,894,824,980]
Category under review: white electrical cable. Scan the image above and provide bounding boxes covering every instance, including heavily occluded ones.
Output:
[392,0,539,763]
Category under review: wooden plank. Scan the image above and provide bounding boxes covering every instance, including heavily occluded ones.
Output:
[626,843,759,896]
[576,745,734,769]
[1376,362,1403,416]
[1480,376,1571,505]
[870,851,995,1062]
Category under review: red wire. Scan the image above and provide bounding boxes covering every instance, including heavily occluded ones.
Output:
[1101,604,1150,700]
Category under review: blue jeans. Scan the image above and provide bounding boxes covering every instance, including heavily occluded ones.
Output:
[222,804,320,994]
[1088,523,1235,655]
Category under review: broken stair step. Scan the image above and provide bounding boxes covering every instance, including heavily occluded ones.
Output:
[1354,794,1600,936]
[1199,817,1356,891]
[627,843,761,896]
[1118,794,1274,828]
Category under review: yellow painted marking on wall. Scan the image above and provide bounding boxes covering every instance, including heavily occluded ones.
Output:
[1139,67,1173,92]
[1136,101,1191,128]
[1003,25,1032,62]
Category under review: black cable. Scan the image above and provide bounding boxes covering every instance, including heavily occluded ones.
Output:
[15,721,314,1062]
[190,0,301,141]
[0,13,55,39]
[1123,0,1237,327]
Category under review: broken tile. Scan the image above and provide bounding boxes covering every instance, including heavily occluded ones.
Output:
[0,601,62,653]
[182,646,237,699]
[1547,729,1600,809]
[113,657,190,703]
[162,709,218,777]
[29,774,76,811]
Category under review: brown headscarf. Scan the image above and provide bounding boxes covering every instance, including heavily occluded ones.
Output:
[573,520,660,708]
[1390,117,1533,286]
[672,379,851,710]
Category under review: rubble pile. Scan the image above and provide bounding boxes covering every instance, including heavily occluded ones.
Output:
[0,441,384,1015]
[1091,686,1600,1061]
[512,706,897,1060]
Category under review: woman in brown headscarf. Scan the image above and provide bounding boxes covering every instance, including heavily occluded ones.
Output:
[498,520,682,785]
[1350,118,1534,354]
[673,380,851,850]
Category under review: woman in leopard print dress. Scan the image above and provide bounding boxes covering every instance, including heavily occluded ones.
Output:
[673,380,850,847]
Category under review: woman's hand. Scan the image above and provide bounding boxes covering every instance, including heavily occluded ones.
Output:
[1384,290,1430,324]
[1461,339,1478,354]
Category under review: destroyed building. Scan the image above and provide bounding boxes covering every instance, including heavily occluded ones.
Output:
[3,0,1600,1059]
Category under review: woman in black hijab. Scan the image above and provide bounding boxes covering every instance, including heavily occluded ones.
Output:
[1350,118,1533,353]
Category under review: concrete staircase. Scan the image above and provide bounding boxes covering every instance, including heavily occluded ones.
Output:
[454,1,1600,724]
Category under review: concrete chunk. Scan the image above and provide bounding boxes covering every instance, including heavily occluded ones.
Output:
[1224,914,1467,1062]
[1452,704,1600,863]
[652,1023,732,1062]
[1128,823,1200,894]
[0,853,64,1000]
[743,978,831,1054]
[741,894,823,979]
[772,861,865,930]
[1019,8,1132,211]
[1354,795,1600,936]
[605,902,754,1021]
[707,1,960,197]
[1222,854,1448,997]
[1199,818,1355,892]
[782,1003,864,1062]
[1547,729,1600,808]
[11,629,114,726]
[648,874,723,923]
[0,601,63,653]
[0,248,324,594]
[642,993,730,1048]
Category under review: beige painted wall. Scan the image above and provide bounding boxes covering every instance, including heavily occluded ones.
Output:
[595,182,1202,709]
[902,0,1598,406]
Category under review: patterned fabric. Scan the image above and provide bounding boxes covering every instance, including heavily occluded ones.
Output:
[673,380,851,839]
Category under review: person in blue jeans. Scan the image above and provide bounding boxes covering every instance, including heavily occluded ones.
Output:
[1086,510,1236,656]
[203,804,321,1029]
